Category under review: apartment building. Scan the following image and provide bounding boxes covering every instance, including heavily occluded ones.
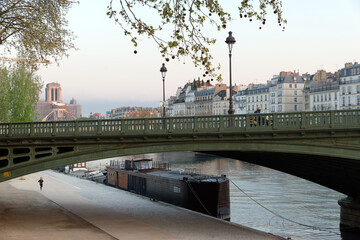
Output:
[339,62,360,109]
[213,90,229,115]
[276,72,304,112]
[303,71,340,111]
[245,84,270,113]
[164,61,359,116]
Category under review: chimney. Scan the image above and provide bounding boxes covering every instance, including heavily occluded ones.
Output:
[345,62,353,68]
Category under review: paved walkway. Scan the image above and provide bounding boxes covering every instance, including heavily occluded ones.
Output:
[0,171,284,240]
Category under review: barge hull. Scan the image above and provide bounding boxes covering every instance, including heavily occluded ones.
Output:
[107,168,230,220]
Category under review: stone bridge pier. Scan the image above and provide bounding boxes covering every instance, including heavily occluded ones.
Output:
[338,197,360,230]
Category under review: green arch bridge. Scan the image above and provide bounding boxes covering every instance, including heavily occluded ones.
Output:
[1,109,360,228]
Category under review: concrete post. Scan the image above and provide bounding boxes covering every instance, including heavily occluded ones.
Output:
[338,197,360,230]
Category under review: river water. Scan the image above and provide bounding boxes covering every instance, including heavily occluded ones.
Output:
[87,151,359,240]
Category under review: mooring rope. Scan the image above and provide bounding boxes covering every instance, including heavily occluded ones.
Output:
[185,180,212,216]
[230,179,341,235]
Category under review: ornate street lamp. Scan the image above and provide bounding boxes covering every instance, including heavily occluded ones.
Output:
[225,31,236,115]
[160,63,167,117]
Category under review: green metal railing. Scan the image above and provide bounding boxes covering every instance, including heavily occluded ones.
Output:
[0,110,359,138]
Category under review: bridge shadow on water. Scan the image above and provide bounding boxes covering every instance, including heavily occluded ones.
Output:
[199,151,360,240]
[202,151,360,199]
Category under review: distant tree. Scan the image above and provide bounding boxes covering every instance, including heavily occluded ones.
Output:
[0,0,76,68]
[191,79,197,90]
[107,0,286,81]
[125,108,157,118]
[0,64,43,122]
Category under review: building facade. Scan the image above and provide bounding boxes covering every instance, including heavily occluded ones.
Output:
[303,71,340,111]
[213,90,229,115]
[234,90,247,114]
[162,62,360,117]
[276,72,304,112]
[245,84,270,113]
[339,62,360,109]
[194,88,215,115]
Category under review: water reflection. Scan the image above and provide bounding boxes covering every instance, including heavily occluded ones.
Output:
[88,151,355,240]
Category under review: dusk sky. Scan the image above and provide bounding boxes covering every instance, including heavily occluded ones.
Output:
[37,0,360,116]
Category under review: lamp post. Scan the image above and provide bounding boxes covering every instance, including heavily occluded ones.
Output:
[225,31,236,115]
[160,63,167,117]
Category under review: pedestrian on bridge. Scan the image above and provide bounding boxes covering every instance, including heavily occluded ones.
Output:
[38,177,44,190]
[254,107,261,114]
[252,107,261,126]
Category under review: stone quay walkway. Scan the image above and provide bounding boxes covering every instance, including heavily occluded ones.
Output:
[0,170,285,240]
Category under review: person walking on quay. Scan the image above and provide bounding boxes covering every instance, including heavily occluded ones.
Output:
[38,177,44,190]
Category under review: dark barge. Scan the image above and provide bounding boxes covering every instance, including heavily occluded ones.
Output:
[106,158,230,220]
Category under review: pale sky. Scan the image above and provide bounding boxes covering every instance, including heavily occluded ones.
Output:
[37,0,360,116]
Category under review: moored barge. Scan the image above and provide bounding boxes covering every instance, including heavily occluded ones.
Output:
[106,158,230,220]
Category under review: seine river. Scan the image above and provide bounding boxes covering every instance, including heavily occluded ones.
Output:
[89,151,359,240]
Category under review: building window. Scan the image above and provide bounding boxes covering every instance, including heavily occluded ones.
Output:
[342,96,345,106]
[348,86,352,94]
[295,84,297,88]
[294,97,297,102]
[294,90,297,95]
[342,87,346,95]
[317,95,319,102]
[329,93,331,100]
[289,84,292,88]
[294,105,297,111]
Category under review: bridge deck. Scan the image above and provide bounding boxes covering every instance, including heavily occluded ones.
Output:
[0,110,359,138]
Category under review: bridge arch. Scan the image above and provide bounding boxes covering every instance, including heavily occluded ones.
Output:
[0,110,359,197]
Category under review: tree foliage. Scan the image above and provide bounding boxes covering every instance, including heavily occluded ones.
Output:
[0,0,76,68]
[125,108,158,118]
[107,0,286,81]
[0,64,43,122]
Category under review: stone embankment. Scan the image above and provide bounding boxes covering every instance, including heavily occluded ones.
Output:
[0,170,284,240]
